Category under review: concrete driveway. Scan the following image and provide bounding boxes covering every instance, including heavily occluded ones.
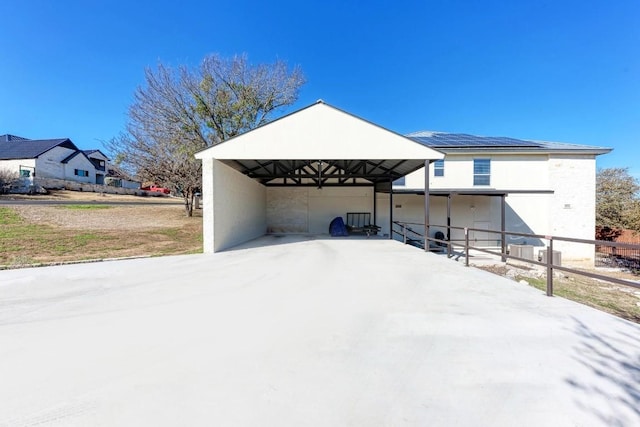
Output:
[1,236,639,426]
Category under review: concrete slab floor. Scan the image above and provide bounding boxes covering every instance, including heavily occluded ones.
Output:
[0,235,638,426]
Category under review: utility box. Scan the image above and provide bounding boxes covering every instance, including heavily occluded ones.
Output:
[510,244,534,260]
[539,249,562,266]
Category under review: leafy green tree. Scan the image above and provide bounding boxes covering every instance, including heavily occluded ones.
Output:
[596,167,640,232]
[108,54,305,216]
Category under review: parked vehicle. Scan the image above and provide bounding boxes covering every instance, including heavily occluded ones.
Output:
[141,185,170,194]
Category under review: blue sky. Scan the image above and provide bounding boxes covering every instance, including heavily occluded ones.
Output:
[1,0,638,175]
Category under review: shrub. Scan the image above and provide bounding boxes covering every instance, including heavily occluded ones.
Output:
[0,169,18,194]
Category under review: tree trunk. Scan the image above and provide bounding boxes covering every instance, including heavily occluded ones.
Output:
[183,192,193,217]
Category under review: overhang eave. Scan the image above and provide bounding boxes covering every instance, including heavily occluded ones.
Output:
[217,158,430,186]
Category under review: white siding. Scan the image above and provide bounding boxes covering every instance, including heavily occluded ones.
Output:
[196,102,443,161]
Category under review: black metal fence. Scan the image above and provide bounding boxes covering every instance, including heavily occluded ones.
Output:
[595,242,640,272]
[392,221,640,296]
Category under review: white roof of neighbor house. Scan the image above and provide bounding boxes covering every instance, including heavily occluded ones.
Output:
[195,101,444,161]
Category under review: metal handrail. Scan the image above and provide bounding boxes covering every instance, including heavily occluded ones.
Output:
[392,221,640,296]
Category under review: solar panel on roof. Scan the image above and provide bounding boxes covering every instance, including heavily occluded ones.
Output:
[408,132,541,148]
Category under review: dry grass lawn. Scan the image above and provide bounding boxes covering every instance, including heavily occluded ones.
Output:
[478,264,640,324]
[0,192,202,268]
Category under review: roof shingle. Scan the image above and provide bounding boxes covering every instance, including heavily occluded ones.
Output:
[0,139,77,160]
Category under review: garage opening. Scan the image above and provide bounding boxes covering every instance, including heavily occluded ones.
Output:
[195,101,443,252]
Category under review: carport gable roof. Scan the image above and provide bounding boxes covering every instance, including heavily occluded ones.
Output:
[195,101,444,185]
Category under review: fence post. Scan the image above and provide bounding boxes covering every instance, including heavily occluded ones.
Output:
[465,227,469,267]
[546,237,554,296]
[403,224,407,244]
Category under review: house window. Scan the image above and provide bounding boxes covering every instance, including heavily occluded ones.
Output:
[393,176,406,186]
[74,169,89,177]
[473,159,490,186]
[20,169,31,177]
[434,159,444,177]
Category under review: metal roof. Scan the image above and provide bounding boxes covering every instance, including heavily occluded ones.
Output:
[0,134,30,142]
[83,149,110,160]
[407,131,611,154]
[0,138,76,160]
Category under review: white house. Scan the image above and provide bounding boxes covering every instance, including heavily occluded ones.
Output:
[0,135,96,183]
[195,101,611,264]
[393,132,611,264]
[0,135,140,190]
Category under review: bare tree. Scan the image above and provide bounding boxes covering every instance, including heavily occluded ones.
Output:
[0,168,18,194]
[108,54,305,216]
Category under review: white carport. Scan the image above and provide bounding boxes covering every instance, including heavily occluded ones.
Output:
[195,101,443,252]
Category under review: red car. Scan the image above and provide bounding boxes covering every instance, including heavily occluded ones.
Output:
[142,185,171,194]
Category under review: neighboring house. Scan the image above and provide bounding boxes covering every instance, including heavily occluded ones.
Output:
[195,101,611,265]
[105,165,141,189]
[0,134,95,183]
[83,149,109,185]
[0,134,140,189]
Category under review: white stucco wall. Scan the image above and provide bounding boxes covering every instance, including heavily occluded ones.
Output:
[0,159,35,175]
[379,193,506,246]
[62,154,95,183]
[395,152,598,263]
[266,187,375,234]
[202,159,267,253]
[33,146,74,179]
[546,155,596,263]
[402,154,550,190]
